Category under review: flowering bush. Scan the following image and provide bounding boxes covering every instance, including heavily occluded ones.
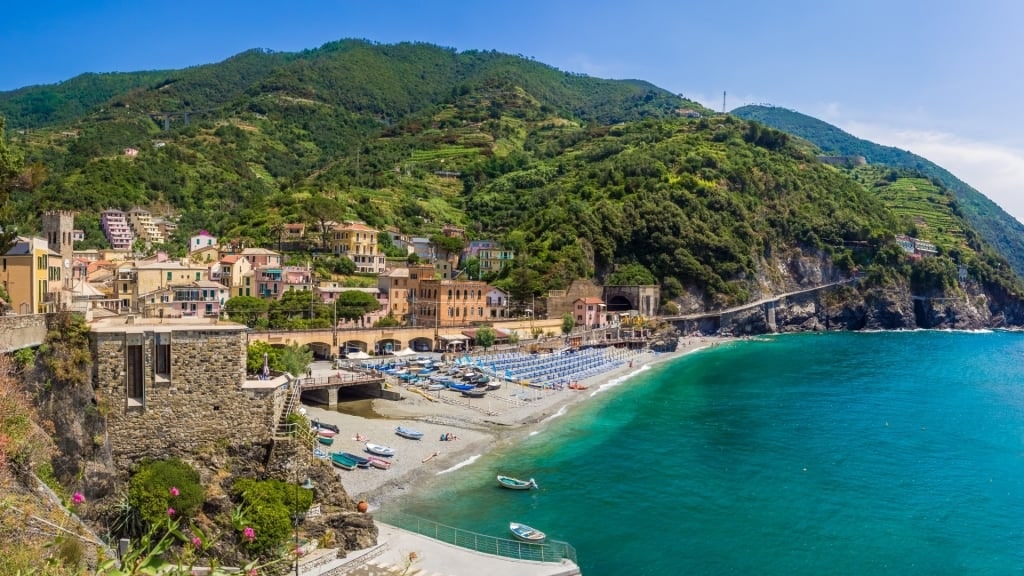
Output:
[127,458,203,528]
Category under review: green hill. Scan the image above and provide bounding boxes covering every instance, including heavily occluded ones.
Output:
[731,104,1024,278]
[1,41,1021,310]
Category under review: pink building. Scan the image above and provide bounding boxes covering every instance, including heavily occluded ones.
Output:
[316,286,389,328]
[255,265,311,300]
[574,297,608,330]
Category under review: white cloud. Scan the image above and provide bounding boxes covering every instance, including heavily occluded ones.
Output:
[840,121,1024,226]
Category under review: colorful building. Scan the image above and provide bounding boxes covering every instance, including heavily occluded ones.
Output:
[330,221,386,274]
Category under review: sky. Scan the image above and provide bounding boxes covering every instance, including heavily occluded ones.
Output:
[3,0,1024,222]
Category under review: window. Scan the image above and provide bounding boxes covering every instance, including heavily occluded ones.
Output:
[195,272,201,281]
[166,272,172,281]
[127,343,144,403]
[154,333,170,376]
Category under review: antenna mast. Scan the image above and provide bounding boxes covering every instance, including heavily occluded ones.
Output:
[722,91,727,114]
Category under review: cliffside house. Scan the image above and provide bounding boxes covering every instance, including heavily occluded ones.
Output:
[0,236,65,314]
[330,221,387,274]
[90,316,288,470]
[189,230,218,252]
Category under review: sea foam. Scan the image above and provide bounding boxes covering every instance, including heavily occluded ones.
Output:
[436,454,480,475]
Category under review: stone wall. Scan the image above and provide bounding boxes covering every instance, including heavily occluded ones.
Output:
[0,313,48,352]
[93,326,281,471]
[547,279,601,319]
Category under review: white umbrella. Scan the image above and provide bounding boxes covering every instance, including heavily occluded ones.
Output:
[393,347,417,357]
[347,351,370,360]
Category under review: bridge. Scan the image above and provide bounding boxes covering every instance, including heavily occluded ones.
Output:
[296,369,387,406]
[663,280,855,333]
[248,318,563,358]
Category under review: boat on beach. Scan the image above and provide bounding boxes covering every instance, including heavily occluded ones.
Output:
[367,455,392,470]
[316,436,334,446]
[339,452,371,468]
[312,419,340,433]
[329,452,357,470]
[461,388,487,398]
[395,426,424,440]
[497,475,538,490]
[364,442,396,457]
[313,427,337,438]
[509,522,546,543]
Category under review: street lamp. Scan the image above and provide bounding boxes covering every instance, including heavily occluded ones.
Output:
[292,464,314,576]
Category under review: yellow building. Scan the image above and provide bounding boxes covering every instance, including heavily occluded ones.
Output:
[330,221,386,274]
[113,257,213,314]
[0,236,64,314]
[219,255,254,298]
[409,273,489,334]
[377,267,411,323]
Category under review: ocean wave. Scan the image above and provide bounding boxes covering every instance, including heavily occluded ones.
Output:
[590,363,650,397]
[540,404,568,423]
[436,454,481,475]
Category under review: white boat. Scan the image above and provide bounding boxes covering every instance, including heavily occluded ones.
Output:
[364,442,396,457]
[497,475,538,490]
[395,426,424,440]
[509,522,546,543]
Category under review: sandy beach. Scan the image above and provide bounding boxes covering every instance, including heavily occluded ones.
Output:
[303,336,727,505]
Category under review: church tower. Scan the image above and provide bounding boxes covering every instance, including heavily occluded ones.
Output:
[42,210,76,285]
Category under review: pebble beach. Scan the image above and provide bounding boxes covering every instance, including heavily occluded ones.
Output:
[302,337,725,505]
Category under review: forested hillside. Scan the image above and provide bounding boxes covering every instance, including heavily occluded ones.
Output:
[0,41,1021,311]
[732,104,1024,278]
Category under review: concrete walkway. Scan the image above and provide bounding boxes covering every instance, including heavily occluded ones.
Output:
[324,522,581,576]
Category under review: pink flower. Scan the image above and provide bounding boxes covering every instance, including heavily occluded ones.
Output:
[71,492,84,505]
[243,526,256,541]
[169,486,180,497]
[191,536,202,548]
[167,507,175,516]
[247,569,258,576]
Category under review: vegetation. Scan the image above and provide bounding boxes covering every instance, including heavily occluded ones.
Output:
[231,478,313,557]
[126,458,204,529]
[475,326,496,350]
[732,104,1024,279]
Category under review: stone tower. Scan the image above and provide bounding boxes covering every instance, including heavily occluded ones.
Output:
[42,210,75,279]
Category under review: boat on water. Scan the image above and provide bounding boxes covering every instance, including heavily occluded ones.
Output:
[367,455,392,470]
[509,522,546,543]
[497,475,538,490]
[364,442,396,457]
[316,436,334,446]
[339,452,371,468]
[395,426,424,440]
[329,452,357,471]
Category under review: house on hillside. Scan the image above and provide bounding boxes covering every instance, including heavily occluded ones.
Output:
[574,297,607,330]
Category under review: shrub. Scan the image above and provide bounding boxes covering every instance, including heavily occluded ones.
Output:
[232,478,313,557]
[128,458,204,527]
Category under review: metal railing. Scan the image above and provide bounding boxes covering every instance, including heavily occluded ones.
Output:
[375,511,577,565]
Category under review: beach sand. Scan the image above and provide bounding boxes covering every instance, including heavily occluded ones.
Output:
[304,336,727,506]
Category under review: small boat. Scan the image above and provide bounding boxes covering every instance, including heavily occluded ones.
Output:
[568,382,589,390]
[364,442,396,457]
[312,419,340,433]
[316,436,334,446]
[329,452,357,470]
[509,522,546,543]
[497,475,538,490]
[485,381,502,391]
[461,388,487,398]
[395,426,424,440]
[426,383,445,391]
[339,452,371,469]
[448,383,476,392]
[367,455,392,470]
[314,428,337,438]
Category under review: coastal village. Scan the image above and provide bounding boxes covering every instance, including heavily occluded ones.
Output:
[2,209,675,575]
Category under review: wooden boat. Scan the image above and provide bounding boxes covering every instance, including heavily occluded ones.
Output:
[339,452,371,469]
[316,436,334,446]
[313,428,337,438]
[461,388,487,398]
[395,426,424,440]
[364,442,396,457]
[312,419,340,433]
[367,455,392,470]
[329,452,357,471]
[509,522,546,543]
[497,475,537,490]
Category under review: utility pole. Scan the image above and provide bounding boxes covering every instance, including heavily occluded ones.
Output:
[722,91,727,114]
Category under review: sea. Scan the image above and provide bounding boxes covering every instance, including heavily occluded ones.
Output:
[384,330,1024,575]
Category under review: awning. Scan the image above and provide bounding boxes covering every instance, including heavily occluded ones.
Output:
[438,334,468,341]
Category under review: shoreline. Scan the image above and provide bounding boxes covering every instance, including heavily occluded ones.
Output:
[302,336,730,507]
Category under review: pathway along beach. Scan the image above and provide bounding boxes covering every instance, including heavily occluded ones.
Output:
[303,337,725,506]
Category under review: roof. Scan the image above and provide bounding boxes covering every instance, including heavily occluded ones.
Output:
[89,316,247,333]
[576,297,605,305]
[337,221,377,232]
[220,255,241,264]
[240,247,280,255]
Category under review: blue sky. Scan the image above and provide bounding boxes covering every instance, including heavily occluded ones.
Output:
[4,0,1024,221]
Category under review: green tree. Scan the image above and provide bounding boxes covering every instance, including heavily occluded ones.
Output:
[475,326,496,350]
[561,313,575,335]
[278,342,313,377]
[607,263,656,285]
[246,341,281,375]
[0,117,23,253]
[127,458,204,528]
[268,290,330,329]
[224,296,270,328]
[334,290,383,325]
[304,195,346,250]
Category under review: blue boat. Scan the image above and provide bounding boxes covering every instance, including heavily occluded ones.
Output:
[329,452,357,471]
[395,426,424,440]
[339,452,371,468]
[448,383,476,392]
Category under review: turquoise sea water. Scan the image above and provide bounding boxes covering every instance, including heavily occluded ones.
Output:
[386,331,1024,575]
